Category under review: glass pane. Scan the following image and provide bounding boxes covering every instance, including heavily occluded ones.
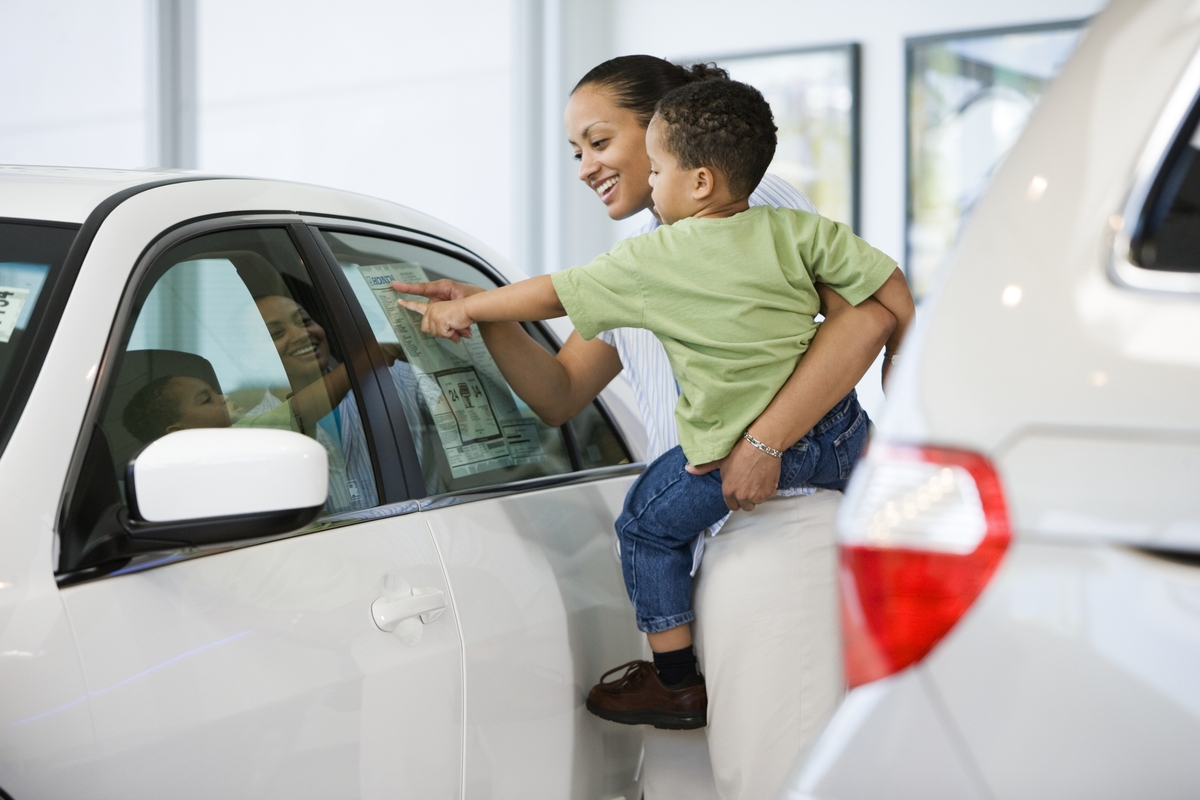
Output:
[321,230,580,494]
[717,47,857,227]
[1136,119,1200,272]
[106,227,378,515]
[907,24,1085,297]
[0,221,78,456]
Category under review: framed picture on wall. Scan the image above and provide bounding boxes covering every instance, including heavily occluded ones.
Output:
[697,44,860,230]
[906,20,1087,298]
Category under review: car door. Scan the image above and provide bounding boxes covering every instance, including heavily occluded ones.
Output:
[312,224,646,799]
[54,219,464,799]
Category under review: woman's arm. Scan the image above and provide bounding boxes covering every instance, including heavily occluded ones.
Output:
[392,279,622,426]
[692,286,896,511]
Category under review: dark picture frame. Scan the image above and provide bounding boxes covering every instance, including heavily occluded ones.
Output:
[694,43,861,230]
[906,19,1088,297]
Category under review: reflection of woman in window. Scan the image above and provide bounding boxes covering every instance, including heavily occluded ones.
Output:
[246,294,434,509]
[396,56,897,799]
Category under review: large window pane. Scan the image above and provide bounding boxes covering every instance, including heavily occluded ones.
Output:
[321,230,585,494]
[108,227,378,515]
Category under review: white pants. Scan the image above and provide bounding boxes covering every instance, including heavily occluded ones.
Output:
[641,490,845,800]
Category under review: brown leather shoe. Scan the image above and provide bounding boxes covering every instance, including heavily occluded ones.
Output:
[585,660,707,730]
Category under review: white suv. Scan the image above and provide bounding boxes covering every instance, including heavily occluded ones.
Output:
[0,170,646,798]
[785,0,1200,798]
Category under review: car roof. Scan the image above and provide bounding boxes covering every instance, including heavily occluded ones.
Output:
[0,165,188,224]
[0,165,519,281]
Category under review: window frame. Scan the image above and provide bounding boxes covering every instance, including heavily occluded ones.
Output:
[1111,44,1200,293]
[56,213,413,584]
[301,215,638,504]
[55,210,639,586]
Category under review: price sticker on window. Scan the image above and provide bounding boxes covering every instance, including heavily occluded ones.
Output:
[0,286,30,343]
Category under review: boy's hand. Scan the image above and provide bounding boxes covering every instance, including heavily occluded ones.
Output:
[686,437,781,511]
[398,296,474,342]
[391,278,484,303]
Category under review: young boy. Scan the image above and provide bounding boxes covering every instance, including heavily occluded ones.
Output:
[399,78,914,729]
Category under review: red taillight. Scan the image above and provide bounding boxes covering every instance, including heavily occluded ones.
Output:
[838,445,1011,688]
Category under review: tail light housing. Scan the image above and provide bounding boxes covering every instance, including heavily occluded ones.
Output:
[839,444,1011,688]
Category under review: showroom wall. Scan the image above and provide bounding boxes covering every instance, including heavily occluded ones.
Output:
[526,0,1109,276]
[0,0,515,261]
[1,0,1111,419]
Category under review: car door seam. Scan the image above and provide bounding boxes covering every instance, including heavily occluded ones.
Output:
[426,516,467,800]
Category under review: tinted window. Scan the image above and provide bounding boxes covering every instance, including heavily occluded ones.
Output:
[1135,112,1200,272]
[321,230,629,495]
[0,220,78,455]
[63,226,387,575]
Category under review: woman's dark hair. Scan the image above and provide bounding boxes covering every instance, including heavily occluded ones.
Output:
[573,55,729,128]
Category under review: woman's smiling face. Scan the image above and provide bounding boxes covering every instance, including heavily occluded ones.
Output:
[565,84,654,220]
[255,295,329,382]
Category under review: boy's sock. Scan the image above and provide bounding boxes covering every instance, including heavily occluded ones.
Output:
[653,645,699,687]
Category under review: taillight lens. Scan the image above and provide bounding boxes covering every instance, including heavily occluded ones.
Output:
[838,444,1011,688]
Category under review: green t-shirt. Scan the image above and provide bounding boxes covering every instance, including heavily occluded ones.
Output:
[551,206,896,464]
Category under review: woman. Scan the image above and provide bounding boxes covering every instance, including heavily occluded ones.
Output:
[400,56,895,800]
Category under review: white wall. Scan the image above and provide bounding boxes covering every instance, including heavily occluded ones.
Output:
[196,0,514,259]
[0,0,514,261]
[600,0,1110,263]
[0,0,148,169]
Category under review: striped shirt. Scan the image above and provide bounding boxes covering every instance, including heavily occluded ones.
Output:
[244,361,429,514]
[595,174,819,571]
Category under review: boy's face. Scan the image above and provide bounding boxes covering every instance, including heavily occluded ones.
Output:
[645,116,706,225]
[165,376,232,432]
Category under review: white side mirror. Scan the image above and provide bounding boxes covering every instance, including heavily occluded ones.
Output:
[129,428,328,523]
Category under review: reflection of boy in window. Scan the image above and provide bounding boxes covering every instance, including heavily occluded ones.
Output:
[122,375,234,442]
[122,372,359,512]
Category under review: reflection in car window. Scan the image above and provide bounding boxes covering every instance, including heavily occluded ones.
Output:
[107,228,379,515]
[0,221,78,457]
[1136,114,1200,272]
[321,230,629,495]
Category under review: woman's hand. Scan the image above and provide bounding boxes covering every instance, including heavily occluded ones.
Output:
[686,437,782,512]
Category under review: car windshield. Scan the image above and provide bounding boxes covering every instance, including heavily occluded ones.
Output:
[0,220,80,455]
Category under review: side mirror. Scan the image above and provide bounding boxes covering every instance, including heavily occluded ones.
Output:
[126,428,328,546]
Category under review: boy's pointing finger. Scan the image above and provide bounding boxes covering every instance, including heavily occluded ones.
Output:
[397,297,427,315]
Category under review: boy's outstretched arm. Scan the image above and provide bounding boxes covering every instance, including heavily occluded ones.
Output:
[871,268,915,383]
[397,275,566,340]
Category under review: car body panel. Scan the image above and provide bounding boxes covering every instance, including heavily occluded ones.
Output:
[791,1,1200,797]
[58,513,462,799]
[0,170,646,797]
[924,542,1200,800]
[783,670,986,800]
[425,479,643,799]
[884,0,1200,456]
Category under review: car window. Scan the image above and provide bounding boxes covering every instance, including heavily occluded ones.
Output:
[0,220,78,457]
[319,230,629,494]
[105,227,379,515]
[1134,111,1200,272]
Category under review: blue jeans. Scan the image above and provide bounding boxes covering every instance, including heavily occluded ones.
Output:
[615,391,869,633]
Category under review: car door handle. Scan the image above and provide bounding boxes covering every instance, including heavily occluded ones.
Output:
[371,587,446,646]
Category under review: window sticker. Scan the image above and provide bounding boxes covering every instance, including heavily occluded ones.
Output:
[0,286,30,344]
[357,263,546,478]
[0,262,50,345]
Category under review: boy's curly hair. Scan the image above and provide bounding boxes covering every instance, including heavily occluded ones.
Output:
[653,79,777,200]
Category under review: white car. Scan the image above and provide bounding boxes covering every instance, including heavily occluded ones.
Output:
[0,168,648,799]
[786,0,1200,798]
